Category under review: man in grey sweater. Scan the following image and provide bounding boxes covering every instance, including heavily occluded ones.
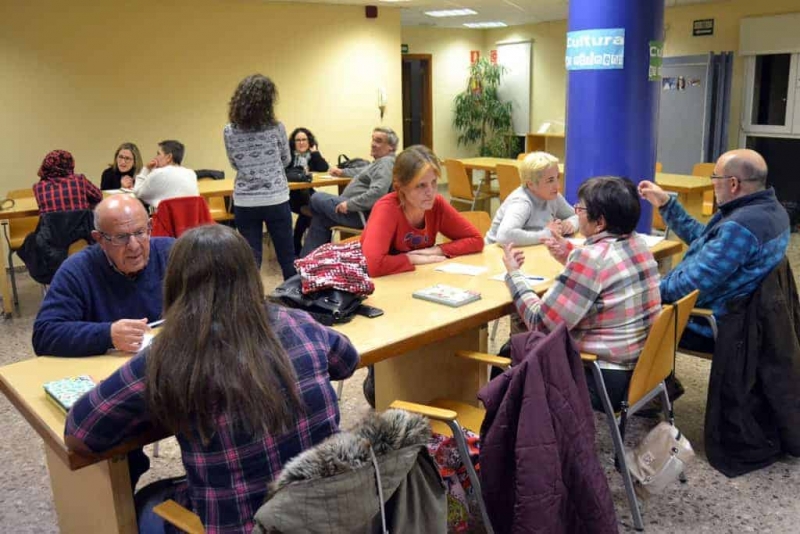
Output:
[300,127,398,256]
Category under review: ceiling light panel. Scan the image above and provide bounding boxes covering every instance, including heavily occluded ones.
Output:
[424,8,478,18]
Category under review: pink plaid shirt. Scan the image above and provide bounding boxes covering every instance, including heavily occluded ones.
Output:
[506,232,661,368]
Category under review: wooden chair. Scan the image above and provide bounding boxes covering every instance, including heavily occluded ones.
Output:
[517,152,528,161]
[691,162,716,216]
[444,159,493,211]
[582,289,699,531]
[390,350,512,534]
[1,188,39,308]
[198,178,234,224]
[331,211,367,242]
[495,164,520,202]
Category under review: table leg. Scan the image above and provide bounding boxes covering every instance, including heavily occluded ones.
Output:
[374,325,489,410]
[44,446,137,534]
[0,222,13,318]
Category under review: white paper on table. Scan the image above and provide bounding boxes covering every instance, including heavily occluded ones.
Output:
[141,333,155,349]
[640,234,665,247]
[567,237,586,246]
[434,263,488,276]
[490,272,549,283]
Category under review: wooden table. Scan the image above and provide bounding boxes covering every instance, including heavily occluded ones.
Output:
[0,238,681,533]
[0,174,350,317]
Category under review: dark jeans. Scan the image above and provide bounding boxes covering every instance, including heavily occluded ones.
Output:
[235,202,297,280]
[290,189,314,255]
[679,327,716,353]
[301,192,365,257]
[134,476,185,534]
[585,368,633,413]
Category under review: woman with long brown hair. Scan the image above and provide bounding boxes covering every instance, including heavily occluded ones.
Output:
[65,224,359,533]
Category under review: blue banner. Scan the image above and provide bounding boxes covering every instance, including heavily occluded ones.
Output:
[565,28,625,70]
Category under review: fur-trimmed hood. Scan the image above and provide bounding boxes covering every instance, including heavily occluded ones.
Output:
[253,409,446,534]
[271,408,431,494]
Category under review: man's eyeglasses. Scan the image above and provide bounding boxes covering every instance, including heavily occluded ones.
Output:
[97,223,152,246]
[573,203,587,213]
[709,174,733,181]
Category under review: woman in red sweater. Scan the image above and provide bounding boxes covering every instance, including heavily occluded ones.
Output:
[360,144,484,277]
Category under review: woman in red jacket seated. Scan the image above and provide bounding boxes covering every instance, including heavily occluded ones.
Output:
[360,144,484,277]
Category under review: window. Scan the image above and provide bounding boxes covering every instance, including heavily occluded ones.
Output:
[743,53,800,135]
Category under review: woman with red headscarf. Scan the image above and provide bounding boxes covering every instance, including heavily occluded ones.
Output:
[33,150,103,214]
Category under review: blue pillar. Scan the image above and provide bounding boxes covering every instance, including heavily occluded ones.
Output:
[564,0,665,233]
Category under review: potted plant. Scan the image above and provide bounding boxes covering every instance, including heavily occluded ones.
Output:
[453,57,514,157]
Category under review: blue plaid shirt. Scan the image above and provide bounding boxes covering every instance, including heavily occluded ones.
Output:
[65,305,359,534]
[659,187,789,337]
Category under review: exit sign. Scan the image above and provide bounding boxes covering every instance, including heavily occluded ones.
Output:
[693,19,714,36]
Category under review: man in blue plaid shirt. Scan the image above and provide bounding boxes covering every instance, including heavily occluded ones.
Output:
[639,149,789,355]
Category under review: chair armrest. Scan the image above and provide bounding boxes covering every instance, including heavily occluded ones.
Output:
[153,500,205,534]
[580,352,598,362]
[690,307,718,340]
[454,350,511,368]
[389,400,457,422]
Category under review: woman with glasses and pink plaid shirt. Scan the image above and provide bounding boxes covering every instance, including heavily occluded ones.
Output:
[502,176,661,411]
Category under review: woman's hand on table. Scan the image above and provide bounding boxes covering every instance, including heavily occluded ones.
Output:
[546,219,563,236]
[560,220,575,235]
[407,247,446,265]
[502,243,525,272]
[329,167,344,176]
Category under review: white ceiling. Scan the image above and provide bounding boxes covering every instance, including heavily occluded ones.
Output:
[279,0,722,28]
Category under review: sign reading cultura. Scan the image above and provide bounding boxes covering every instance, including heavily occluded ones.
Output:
[565,28,625,70]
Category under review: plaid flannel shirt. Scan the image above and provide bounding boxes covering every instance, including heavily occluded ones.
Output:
[506,231,661,368]
[34,174,103,214]
[65,305,359,534]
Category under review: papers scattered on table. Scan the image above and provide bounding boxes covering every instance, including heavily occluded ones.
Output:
[640,234,665,247]
[104,188,135,195]
[490,272,549,283]
[434,263,488,276]
[567,237,586,246]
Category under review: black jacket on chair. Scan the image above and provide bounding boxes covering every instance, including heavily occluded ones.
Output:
[17,209,94,285]
[705,257,800,477]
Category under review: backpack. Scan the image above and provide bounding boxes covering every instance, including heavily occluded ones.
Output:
[337,154,370,170]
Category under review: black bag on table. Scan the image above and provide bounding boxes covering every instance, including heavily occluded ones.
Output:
[337,154,370,170]
[285,166,312,183]
[269,275,364,326]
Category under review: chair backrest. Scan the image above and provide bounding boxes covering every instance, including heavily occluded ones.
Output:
[517,152,528,161]
[459,210,491,236]
[444,159,474,201]
[152,196,214,238]
[495,164,520,202]
[691,162,715,177]
[198,177,228,213]
[627,305,677,407]
[655,162,663,173]
[5,188,39,248]
[67,239,89,256]
[673,289,700,344]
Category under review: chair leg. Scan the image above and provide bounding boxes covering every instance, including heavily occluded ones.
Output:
[8,250,19,307]
[336,380,344,400]
[490,319,499,341]
[153,440,160,458]
[445,419,494,534]
[590,363,644,531]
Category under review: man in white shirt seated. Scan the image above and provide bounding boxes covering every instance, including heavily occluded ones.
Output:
[134,139,199,208]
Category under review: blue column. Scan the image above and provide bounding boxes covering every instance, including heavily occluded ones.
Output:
[564,0,665,233]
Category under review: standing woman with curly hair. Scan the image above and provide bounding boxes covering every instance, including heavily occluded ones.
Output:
[224,74,296,279]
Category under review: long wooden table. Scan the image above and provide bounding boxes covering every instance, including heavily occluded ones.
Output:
[0,174,350,317]
[0,239,680,533]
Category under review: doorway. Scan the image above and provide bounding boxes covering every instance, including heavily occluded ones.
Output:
[401,54,433,149]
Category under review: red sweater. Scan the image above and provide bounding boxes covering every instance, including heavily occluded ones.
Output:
[360,192,484,277]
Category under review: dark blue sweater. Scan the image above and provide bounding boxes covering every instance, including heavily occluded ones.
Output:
[32,238,174,356]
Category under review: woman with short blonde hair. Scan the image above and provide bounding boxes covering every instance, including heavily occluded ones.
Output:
[485,151,577,246]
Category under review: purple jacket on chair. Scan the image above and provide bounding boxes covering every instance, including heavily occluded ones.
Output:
[477,324,618,533]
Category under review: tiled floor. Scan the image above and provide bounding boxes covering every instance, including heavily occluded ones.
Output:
[1,224,799,533]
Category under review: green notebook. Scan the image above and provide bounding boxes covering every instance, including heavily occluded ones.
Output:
[43,375,96,414]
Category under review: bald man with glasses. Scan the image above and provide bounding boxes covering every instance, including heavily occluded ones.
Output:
[638,149,789,355]
[33,194,175,357]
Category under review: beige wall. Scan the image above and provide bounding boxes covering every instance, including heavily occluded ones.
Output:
[400,27,486,160]
[484,0,800,153]
[0,0,402,194]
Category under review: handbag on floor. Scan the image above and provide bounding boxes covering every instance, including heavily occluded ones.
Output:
[625,421,695,497]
